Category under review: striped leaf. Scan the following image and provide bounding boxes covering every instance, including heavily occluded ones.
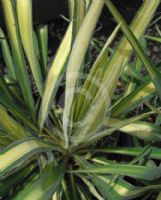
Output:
[108,118,161,142]
[0,138,55,177]
[95,147,161,160]
[88,111,156,144]
[38,23,72,130]
[74,23,121,122]
[0,164,35,197]
[0,105,29,140]
[111,80,155,116]
[68,0,74,20]
[105,0,161,100]
[0,90,37,132]
[63,0,104,147]
[80,176,103,200]
[74,164,161,181]
[71,0,86,41]
[16,0,43,95]
[72,0,158,146]
[0,28,16,80]
[1,0,35,119]
[92,175,161,200]
[37,25,48,75]
[13,163,65,200]
[75,156,161,199]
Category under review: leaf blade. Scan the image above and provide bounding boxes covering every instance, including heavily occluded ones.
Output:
[16,0,43,95]
[0,138,55,177]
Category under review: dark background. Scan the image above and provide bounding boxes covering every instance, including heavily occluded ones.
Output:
[0,0,154,26]
[0,0,67,26]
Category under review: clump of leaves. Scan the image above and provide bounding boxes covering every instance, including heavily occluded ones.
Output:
[1,0,161,199]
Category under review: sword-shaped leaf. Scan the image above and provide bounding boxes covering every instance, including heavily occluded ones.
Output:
[73,164,161,181]
[75,156,161,199]
[88,111,156,144]
[92,175,161,200]
[108,118,161,142]
[71,0,86,41]
[38,23,72,130]
[0,138,56,177]
[0,105,29,140]
[13,163,65,200]
[0,164,35,197]
[72,0,159,146]
[74,23,121,122]
[16,0,43,95]
[36,25,48,75]
[63,0,104,147]
[1,0,35,120]
[95,147,161,160]
[105,0,161,100]
[0,28,16,80]
[111,80,155,116]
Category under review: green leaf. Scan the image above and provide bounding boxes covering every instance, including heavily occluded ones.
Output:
[83,111,156,145]
[108,118,161,142]
[0,73,14,100]
[75,156,161,200]
[69,165,79,200]
[38,23,72,130]
[33,31,40,61]
[77,184,92,200]
[105,0,161,100]
[111,80,155,117]
[0,164,35,197]
[100,0,158,101]
[16,0,43,95]
[0,131,12,146]
[145,35,161,43]
[0,73,37,130]
[1,0,35,119]
[0,89,37,132]
[63,0,104,147]
[122,63,144,82]
[0,28,16,80]
[156,192,161,200]
[0,105,29,140]
[73,164,161,181]
[13,163,65,200]
[95,147,161,160]
[74,23,121,122]
[68,0,74,21]
[80,176,103,200]
[37,25,48,75]
[71,0,86,41]
[72,0,158,146]
[92,175,161,200]
[0,138,56,177]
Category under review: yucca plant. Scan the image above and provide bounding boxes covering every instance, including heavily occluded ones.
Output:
[1,0,161,199]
